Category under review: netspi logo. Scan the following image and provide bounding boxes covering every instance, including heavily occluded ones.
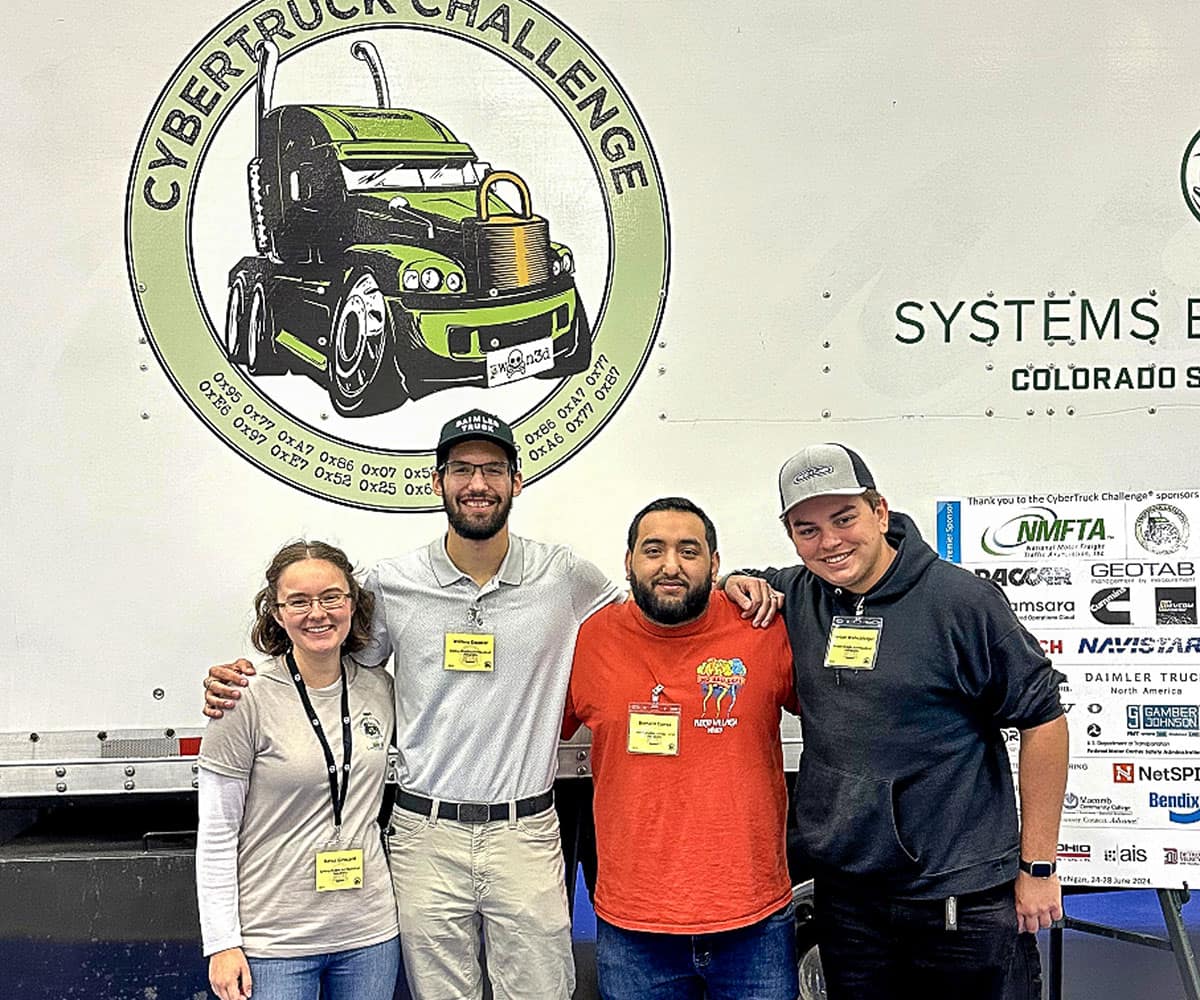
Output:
[1138,765,1200,781]
[1135,504,1190,555]
[1057,842,1092,861]
[1127,705,1200,735]
[981,507,1107,557]
[973,566,1072,587]
[1112,762,1134,783]
[1157,587,1199,626]
[1103,845,1147,863]
[1090,587,1131,625]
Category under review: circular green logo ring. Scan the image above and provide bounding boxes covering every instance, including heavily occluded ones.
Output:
[127,0,668,511]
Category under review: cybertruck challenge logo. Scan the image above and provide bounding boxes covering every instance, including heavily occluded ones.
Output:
[127,0,669,510]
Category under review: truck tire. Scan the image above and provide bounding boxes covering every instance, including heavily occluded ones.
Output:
[225,272,250,365]
[246,279,287,376]
[329,269,408,416]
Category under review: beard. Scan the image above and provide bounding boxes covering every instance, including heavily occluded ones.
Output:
[443,489,513,541]
[629,573,713,626]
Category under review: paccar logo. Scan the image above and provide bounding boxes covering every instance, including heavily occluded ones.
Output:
[1090,587,1131,625]
[1112,762,1135,783]
[973,566,1072,587]
[980,507,1107,557]
[1127,705,1200,734]
[1157,587,1198,625]
[126,1,668,510]
[1135,505,1190,555]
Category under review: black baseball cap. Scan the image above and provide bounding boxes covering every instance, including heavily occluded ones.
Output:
[436,409,519,469]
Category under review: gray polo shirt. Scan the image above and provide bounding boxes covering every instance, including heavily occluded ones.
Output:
[363,534,621,802]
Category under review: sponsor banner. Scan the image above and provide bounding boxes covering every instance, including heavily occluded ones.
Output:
[941,489,1200,888]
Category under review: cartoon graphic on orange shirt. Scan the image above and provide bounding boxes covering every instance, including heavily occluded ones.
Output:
[697,657,747,718]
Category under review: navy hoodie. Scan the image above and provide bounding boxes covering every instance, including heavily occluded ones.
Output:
[750,511,1065,898]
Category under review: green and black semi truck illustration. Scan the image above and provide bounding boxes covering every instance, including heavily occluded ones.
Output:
[224,40,591,416]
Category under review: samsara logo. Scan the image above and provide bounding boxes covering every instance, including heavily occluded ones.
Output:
[126,1,668,510]
[980,507,1107,557]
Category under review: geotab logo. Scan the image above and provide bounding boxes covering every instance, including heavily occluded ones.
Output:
[126,0,668,510]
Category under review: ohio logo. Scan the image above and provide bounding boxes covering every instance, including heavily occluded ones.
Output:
[980,507,1107,557]
[126,0,668,510]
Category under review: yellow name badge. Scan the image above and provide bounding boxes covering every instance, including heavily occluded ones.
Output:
[444,632,495,672]
[627,702,681,755]
[824,616,884,670]
[315,848,364,892]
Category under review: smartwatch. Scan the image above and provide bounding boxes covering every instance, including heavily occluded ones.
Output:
[1019,858,1056,878]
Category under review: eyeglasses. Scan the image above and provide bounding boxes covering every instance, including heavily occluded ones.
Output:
[439,461,511,481]
[276,592,351,615]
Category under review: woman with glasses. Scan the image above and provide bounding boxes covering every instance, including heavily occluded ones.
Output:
[196,540,399,1000]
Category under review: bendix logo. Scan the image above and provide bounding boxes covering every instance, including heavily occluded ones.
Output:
[126,0,669,510]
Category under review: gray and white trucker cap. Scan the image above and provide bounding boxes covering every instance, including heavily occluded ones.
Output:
[778,444,876,520]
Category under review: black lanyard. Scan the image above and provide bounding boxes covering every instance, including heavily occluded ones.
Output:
[285,650,352,833]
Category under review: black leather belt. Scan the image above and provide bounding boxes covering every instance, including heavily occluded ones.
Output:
[396,788,554,824]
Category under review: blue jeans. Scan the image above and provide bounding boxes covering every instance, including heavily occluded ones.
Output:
[814,878,1017,1000]
[596,904,798,1000]
[247,936,401,1000]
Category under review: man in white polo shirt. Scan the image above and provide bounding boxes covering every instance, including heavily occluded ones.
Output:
[204,408,622,1000]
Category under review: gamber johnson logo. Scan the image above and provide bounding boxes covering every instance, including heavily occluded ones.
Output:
[127,0,668,510]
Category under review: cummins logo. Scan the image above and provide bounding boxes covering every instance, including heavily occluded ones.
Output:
[1090,587,1131,625]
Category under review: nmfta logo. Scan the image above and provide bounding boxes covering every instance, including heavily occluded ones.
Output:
[1112,762,1134,783]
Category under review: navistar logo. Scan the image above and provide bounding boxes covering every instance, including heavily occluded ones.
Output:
[981,507,1107,556]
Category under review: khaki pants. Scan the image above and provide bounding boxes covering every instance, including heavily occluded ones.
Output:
[389,803,575,1000]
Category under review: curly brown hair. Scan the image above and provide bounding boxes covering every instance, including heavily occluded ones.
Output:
[250,540,375,657]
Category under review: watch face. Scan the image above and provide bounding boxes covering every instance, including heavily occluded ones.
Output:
[1028,861,1054,878]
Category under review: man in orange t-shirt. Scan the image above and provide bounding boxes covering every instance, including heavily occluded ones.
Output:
[563,497,799,1000]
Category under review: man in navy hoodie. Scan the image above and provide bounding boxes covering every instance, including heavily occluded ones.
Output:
[725,443,1068,1000]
